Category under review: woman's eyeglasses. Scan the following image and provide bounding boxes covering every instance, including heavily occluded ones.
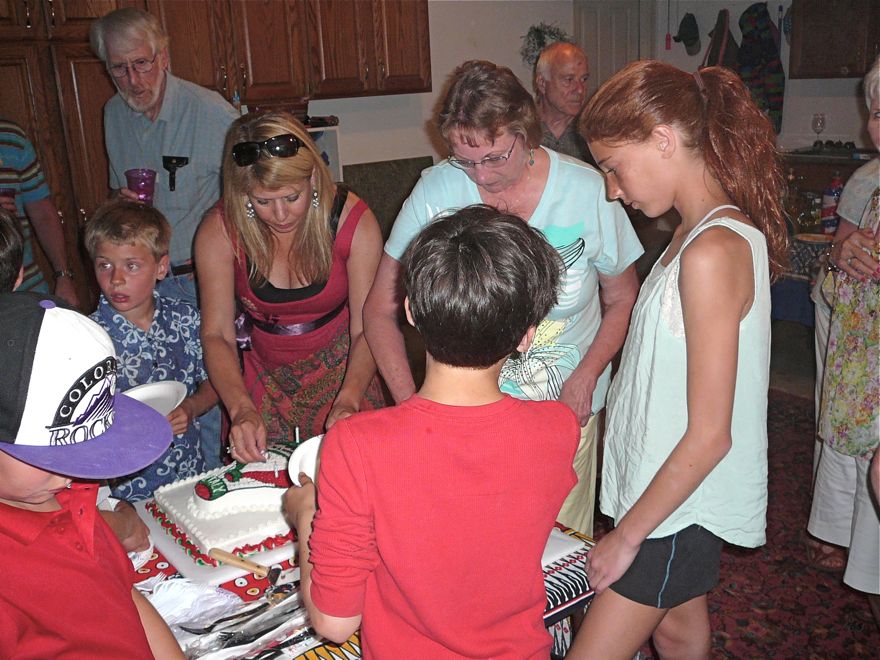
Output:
[232,134,304,167]
[448,135,520,170]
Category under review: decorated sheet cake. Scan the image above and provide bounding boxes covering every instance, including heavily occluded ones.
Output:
[147,442,295,566]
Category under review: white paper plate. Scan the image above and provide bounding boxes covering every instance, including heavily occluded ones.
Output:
[287,435,322,485]
[124,381,187,416]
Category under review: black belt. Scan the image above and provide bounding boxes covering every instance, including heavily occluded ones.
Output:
[234,300,347,351]
[171,263,195,277]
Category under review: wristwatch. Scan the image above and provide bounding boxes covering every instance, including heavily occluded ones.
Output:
[53,268,75,279]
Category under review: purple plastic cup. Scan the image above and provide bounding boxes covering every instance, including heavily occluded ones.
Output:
[124,168,157,205]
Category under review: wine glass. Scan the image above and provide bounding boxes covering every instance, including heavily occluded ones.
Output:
[811,113,826,147]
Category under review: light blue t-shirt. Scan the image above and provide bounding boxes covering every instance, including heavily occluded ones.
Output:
[104,74,239,266]
[385,148,644,412]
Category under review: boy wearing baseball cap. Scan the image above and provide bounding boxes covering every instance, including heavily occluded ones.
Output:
[0,292,182,657]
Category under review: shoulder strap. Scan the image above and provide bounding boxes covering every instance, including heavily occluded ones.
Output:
[328,185,349,239]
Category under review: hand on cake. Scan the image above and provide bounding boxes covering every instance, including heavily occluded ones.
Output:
[99,500,151,552]
[283,474,316,528]
[228,408,268,463]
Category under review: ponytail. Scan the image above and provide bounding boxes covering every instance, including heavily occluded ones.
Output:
[581,60,788,279]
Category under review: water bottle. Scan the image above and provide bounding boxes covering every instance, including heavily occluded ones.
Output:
[820,172,844,234]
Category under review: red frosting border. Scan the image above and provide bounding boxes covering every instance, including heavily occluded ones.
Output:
[145,500,293,567]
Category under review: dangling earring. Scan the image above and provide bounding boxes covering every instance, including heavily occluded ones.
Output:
[245,200,256,220]
[311,189,320,209]
[528,148,535,167]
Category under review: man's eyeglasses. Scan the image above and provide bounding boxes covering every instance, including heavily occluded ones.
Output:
[108,53,159,79]
[448,135,520,170]
[232,134,304,167]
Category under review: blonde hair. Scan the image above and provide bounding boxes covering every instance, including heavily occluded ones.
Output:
[90,8,169,62]
[84,200,170,261]
[222,111,335,286]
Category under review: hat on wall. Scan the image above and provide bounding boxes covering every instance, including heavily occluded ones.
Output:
[0,292,172,478]
[673,13,701,56]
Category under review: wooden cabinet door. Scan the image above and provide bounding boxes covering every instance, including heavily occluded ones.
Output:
[148,0,232,99]
[790,0,880,78]
[0,0,47,38]
[306,0,372,98]
[371,0,430,94]
[52,42,116,219]
[0,41,90,299]
[229,0,309,104]
[44,0,141,41]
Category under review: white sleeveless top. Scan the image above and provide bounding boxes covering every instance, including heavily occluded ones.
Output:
[600,207,770,547]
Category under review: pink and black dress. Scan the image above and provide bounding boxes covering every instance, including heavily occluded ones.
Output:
[230,189,385,441]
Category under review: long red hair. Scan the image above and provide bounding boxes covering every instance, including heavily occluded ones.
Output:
[581,60,788,279]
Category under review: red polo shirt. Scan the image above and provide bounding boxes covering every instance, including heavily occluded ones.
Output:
[0,483,153,658]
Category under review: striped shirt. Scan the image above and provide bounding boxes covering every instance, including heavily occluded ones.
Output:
[0,119,51,292]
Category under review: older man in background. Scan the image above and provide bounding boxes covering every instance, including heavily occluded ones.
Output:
[90,7,236,470]
[534,42,595,166]
[90,7,238,309]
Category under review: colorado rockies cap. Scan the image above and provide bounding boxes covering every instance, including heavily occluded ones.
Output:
[0,292,172,478]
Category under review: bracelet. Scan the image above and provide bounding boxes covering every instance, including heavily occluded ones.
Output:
[53,268,74,279]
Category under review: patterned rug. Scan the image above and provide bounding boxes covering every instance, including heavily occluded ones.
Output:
[594,389,879,658]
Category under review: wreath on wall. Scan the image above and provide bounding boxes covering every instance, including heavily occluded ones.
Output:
[520,22,573,68]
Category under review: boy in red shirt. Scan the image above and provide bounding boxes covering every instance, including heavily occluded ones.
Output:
[286,206,581,658]
[0,292,183,658]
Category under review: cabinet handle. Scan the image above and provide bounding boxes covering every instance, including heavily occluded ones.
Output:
[23,0,31,28]
[840,65,849,75]
[78,209,88,225]
[47,0,55,28]
[364,65,369,84]
[239,63,248,89]
[379,61,386,79]
[219,65,228,92]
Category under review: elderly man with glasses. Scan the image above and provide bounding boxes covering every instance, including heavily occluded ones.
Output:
[533,42,595,167]
[90,8,237,472]
[90,8,238,310]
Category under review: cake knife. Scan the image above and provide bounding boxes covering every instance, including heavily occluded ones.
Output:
[209,548,270,579]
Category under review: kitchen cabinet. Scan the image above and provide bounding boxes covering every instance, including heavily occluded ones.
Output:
[0,40,93,304]
[0,0,138,41]
[789,0,880,79]
[148,0,309,105]
[307,0,431,99]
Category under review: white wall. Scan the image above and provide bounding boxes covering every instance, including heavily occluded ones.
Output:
[309,0,574,165]
[650,1,870,149]
[311,0,872,166]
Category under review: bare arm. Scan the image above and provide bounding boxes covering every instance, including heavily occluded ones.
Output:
[98,500,150,552]
[559,264,639,425]
[132,588,184,658]
[195,209,266,463]
[22,197,78,308]
[284,478,362,643]
[586,228,754,593]
[166,379,220,436]
[363,253,416,403]
[326,200,384,428]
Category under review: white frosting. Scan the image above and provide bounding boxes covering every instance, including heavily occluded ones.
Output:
[153,445,294,556]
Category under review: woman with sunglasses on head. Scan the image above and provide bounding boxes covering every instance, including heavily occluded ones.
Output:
[195,111,386,463]
[363,60,643,536]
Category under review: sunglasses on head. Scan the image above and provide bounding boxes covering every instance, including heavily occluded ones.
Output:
[232,134,303,167]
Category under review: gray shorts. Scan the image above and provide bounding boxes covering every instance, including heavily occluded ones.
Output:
[610,524,722,609]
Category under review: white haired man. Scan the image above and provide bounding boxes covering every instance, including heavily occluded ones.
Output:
[90,7,238,309]
[534,42,594,166]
